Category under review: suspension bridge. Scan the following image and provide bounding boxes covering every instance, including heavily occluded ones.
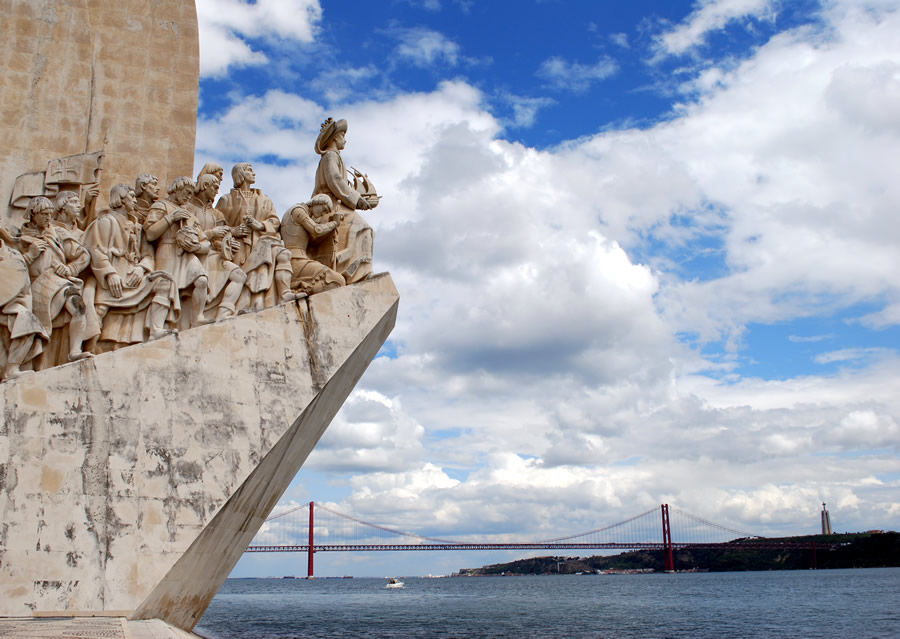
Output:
[246,502,836,576]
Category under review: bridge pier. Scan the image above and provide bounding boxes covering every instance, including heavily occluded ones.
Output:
[308,501,315,579]
[662,504,675,572]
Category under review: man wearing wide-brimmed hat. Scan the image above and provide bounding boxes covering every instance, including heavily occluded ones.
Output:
[311,117,376,284]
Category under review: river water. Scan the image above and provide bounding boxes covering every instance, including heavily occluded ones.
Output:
[195,568,900,639]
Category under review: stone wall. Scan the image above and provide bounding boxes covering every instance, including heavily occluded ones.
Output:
[0,275,399,630]
[0,0,199,228]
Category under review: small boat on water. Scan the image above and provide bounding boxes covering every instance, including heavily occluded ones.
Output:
[385,578,404,589]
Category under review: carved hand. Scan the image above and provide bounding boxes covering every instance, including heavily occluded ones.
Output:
[172,209,190,222]
[26,240,47,259]
[125,266,144,288]
[244,216,265,232]
[107,273,124,298]
[356,198,370,211]
[54,263,71,278]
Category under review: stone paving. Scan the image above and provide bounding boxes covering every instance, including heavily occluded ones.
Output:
[0,617,198,639]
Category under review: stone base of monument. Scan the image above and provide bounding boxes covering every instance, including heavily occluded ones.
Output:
[0,616,198,639]
[0,274,399,632]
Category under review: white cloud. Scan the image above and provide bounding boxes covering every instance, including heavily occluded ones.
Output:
[656,0,778,58]
[305,391,427,472]
[788,334,834,343]
[393,27,461,67]
[195,0,322,76]
[501,94,556,128]
[858,302,900,329]
[195,1,900,557]
[610,33,630,49]
[536,56,619,93]
[814,348,891,365]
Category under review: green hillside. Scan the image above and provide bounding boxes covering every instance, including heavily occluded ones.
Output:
[456,532,900,575]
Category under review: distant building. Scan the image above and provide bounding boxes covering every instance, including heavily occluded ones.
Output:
[821,502,833,535]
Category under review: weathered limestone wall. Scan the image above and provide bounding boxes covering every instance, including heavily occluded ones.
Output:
[0,0,199,227]
[0,275,399,629]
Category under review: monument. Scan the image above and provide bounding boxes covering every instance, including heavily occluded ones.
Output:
[0,1,396,634]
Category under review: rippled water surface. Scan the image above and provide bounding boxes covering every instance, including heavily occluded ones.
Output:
[195,568,900,639]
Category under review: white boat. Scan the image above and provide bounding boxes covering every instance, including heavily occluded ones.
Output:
[385,578,404,589]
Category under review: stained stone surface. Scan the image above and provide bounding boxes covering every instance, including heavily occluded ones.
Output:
[0,0,199,227]
[0,275,399,630]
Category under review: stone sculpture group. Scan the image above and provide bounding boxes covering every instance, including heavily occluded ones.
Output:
[0,117,377,381]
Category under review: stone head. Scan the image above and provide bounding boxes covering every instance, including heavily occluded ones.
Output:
[315,117,348,155]
[231,163,255,189]
[197,162,224,183]
[168,176,195,206]
[135,173,160,201]
[110,183,136,212]
[309,193,334,218]
[25,196,54,230]
[55,191,83,225]
[195,173,220,203]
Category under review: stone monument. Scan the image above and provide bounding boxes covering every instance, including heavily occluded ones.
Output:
[0,1,396,634]
[1,0,199,230]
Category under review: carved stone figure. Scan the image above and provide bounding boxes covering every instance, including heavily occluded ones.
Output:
[54,191,102,352]
[281,194,346,295]
[53,191,87,239]
[312,118,377,284]
[196,161,224,184]
[18,197,93,368]
[186,173,247,320]
[216,163,300,310]
[144,176,214,330]
[83,184,174,352]
[0,228,47,380]
[134,173,162,225]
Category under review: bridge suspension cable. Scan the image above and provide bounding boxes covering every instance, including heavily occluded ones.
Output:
[247,501,835,578]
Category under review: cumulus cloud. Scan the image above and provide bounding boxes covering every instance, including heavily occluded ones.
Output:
[305,391,427,472]
[195,0,322,76]
[197,1,900,550]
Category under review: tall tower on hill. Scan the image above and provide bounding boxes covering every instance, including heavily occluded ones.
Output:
[821,502,833,535]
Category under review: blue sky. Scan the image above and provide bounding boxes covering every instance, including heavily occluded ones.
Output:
[193,0,900,577]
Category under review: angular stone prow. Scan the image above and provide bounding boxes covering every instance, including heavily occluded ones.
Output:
[131,276,398,629]
[0,274,398,630]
